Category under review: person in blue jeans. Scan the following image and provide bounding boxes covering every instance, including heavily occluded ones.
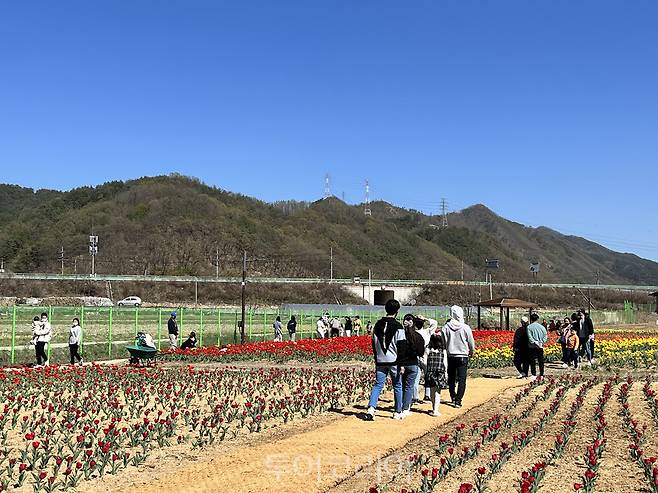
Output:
[397,314,421,418]
[365,299,404,421]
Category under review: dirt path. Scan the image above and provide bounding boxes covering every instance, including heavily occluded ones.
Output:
[112,378,524,493]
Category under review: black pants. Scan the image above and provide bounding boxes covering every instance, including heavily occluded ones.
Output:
[578,337,589,358]
[69,344,82,364]
[565,348,578,368]
[560,342,567,363]
[35,342,47,365]
[447,356,469,405]
[528,347,545,376]
[513,350,528,376]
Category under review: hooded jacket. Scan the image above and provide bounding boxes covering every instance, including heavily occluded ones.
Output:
[371,317,402,366]
[442,306,475,358]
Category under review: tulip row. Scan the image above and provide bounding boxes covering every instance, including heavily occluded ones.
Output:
[572,378,615,492]
[515,376,599,493]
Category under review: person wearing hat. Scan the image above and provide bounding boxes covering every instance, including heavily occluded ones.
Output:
[513,316,530,378]
[168,311,179,348]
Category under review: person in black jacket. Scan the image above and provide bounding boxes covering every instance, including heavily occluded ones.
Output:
[168,312,179,348]
[513,316,530,378]
[577,309,595,365]
[181,331,197,350]
[365,299,404,421]
[287,316,297,341]
[397,314,424,419]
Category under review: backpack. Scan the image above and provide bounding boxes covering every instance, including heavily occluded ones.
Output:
[405,328,426,357]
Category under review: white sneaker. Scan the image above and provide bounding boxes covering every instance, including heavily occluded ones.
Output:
[401,410,412,418]
[393,413,404,420]
[516,374,527,379]
[529,375,537,382]
[561,363,568,369]
[431,411,441,417]
[587,361,592,367]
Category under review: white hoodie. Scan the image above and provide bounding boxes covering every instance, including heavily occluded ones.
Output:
[442,306,475,358]
[69,323,82,345]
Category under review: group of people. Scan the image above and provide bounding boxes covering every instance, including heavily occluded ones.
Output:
[513,308,595,378]
[314,313,372,339]
[167,311,198,350]
[30,312,82,367]
[364,299,476,420]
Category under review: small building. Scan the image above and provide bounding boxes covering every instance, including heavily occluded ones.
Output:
[475,298,537,330]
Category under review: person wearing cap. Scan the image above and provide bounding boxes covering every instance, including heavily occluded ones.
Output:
[168,312,179,348]
[513,316,530,378]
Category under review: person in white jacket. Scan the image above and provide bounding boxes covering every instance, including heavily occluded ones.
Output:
[69,318,83,365]
[33,312,52,367]
[412,315,438,404]
[442,305,475,408]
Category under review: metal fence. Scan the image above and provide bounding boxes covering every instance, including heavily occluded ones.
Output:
[1,302,653,366]
[0,305,452,366]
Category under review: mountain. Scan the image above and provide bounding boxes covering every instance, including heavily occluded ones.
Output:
[0,174,656,285]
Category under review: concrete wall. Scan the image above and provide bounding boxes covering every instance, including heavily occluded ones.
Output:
[342,284,422,305]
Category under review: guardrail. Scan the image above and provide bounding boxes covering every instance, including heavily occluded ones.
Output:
[1,272,657,292]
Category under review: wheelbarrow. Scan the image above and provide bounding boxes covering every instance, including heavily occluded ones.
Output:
[126,345,158,366]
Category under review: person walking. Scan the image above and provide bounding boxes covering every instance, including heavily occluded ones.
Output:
[353,315,362,335]
[273,316,284,342]
[33,312,52,367]
[316,315,329,339]
[365,299,404,421]
[527,313,548,379]
[366,320,373,335]
[564,325,579,369]
[558,317,572,367]
[329,316,343,338]
[413,314,438,403]
[167,312,179,349]
[424,329,448,416]
[397,314,425,418]
[577,309,595,365]
[513,316,530,378]
[69,318,83,365]
[442,305,475,408]
[344,316,353,337]
[287,315,297,341]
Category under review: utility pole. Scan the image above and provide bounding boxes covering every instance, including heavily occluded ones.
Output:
[596,270,600,286]
[368,268,372,305]
[330,247,333,282]
[240,250,247,344]
[461,259,464,281]
[0,258,4,273]
[89,235,98,276]
[441,198,449,228]
[364,180,372,216]
[59,246,65,275]
[215,247,220,279]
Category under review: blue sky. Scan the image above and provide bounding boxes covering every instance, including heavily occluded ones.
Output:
[1,1,657,260]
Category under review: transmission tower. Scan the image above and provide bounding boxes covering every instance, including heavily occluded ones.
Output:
[440,198,449,228]
[364,180,372,216]
[323,174,331,199]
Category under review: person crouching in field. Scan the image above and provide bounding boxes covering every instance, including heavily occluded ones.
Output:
[69,318,83,365]
[424,329,448,416]
[181,331,197,350]
[513,316,530,378]
[364,299,403,421]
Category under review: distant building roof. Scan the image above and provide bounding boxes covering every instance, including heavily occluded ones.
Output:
[476,298,537,309]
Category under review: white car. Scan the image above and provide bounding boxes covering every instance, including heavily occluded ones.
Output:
[117,296,142,307]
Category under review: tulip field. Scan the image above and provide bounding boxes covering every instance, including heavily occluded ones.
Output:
[167,329,658,370]
[358,373,658,493]
[0,364,371,492]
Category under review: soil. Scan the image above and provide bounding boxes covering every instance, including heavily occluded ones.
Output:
[76,377,524,493]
